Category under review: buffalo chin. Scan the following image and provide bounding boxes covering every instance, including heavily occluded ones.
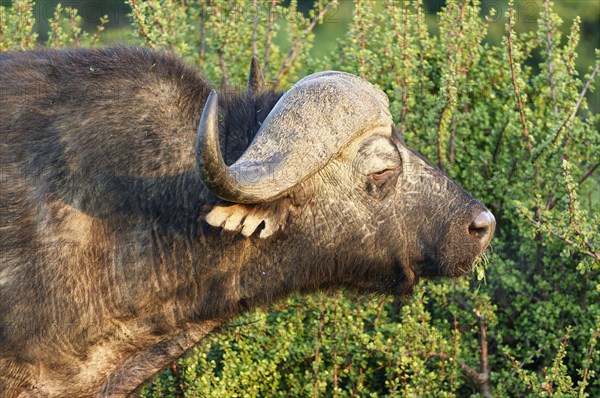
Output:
[381,259,419,298]
[415,253,478,279]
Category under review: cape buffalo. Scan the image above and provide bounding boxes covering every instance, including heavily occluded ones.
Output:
[0,47,495,397]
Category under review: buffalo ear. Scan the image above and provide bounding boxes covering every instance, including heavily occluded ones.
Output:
[205,198,292,239]
[247,56,265,95]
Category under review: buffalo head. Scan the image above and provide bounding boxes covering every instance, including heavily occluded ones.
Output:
[198,70,495,297]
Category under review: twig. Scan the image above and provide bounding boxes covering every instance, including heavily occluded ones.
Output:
[506,3,533,155]
[147,0,168,43]
[543,0,558,115]
[427,351,480,385]
[356,0,367,76]
[522,213,600,261]
[384,0,407,133]
[449,119,457,166]
[130,0,152,46]
[213,1,235,88]
[262,0,277,76]
[169,362,184,397]
[565,19,580,77]
[275,1,336,88]
[436,103,452,170]
[400,1,410,135]
[573,224,599,262]
[507,1,545,272]
[451,316,459,394]
[578,163,599,186]
[312,296,325,398]
[476,312,493,398]
[67,7,80,47]
[499,350,539,393]
[580,328,599,395]
[22,1,34,49]
[546,63,599,151]
[0,9,7,51]
[198,2,206,64]
[332,293,339,392]
[546,162,598,211]
[50,6,61,49]
[504,351,535,390]
[90,15,108,47]
[251,0,258,57]
[492,120,510,165]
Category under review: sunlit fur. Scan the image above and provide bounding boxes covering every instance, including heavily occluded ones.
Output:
[0,47,492,397]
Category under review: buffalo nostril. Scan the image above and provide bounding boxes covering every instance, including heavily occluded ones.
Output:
[469,210,496,242]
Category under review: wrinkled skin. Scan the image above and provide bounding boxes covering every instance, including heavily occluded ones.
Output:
[0,48,493,397]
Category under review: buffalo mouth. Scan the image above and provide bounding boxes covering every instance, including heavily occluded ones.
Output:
[415,252,478,279]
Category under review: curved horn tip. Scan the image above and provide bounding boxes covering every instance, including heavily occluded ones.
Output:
[196,89,220,174]
[197,90,219,137]
[248,56,265,94]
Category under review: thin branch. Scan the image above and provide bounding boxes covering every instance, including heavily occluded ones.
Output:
[214,1,236,88]
[506,3,533,155]
[169,362,184,398]
[499,350,539,393]
[0,9,7,51]
[67,7,80,47]
[400,1,410,135]
[476,312,493,398]
[436,104,452,170]
[492,119,510,165]
[356,0,367,76]
[251,0,258,57]
[565,19,580,77]
[90,15,108,47]
[573,224,599,263]
[427,351,480,384]
[275,1,336,88]
[507,2,545,270]
[130,0,152,46]
[546,63,599,151]
[449,119,457,166]
[561,159,577,225]
[415,0,426,98]
[546,162,599,211]
[22,2,34,49]
[543,0,558,115]
[384,0,408,133]
[451,316,459,393]
[522,213,600,261]
[580,328,599,394]
[332,293,339,391]
[50,7,60,49]
[533,64,599,169]
[147,0,168,42]
[312,297,325,398]
[505,351,535,390]
[198,2,207,64]
[578,163,599,185]
[262,0,277,76]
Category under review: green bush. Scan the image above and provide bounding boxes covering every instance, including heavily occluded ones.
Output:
[2,1,598,396]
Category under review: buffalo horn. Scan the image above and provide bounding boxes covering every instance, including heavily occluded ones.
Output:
[196,72,393,204]
[248,56,265,94]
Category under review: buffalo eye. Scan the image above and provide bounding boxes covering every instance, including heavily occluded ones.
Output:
[366,167,399,198]
[370,168,397,181]
[355,135,402,198]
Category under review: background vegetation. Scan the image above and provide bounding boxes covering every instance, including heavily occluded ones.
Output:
[1,0,598,396]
